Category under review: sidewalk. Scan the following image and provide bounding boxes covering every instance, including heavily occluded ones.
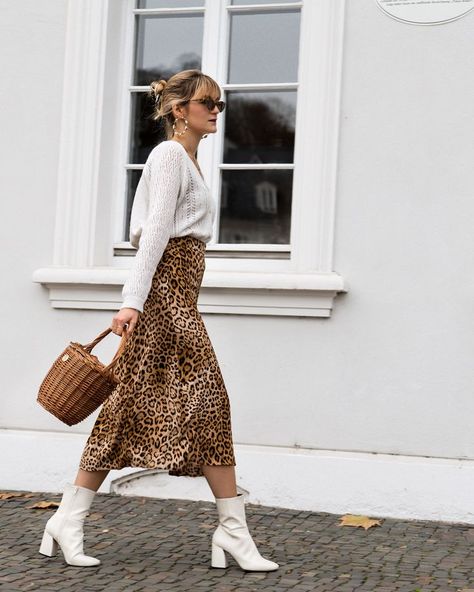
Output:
[1,488,473,592]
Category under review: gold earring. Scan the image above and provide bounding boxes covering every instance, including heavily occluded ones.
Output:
[173,117,188,136]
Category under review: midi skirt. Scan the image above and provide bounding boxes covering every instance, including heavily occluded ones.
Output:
[79,235,236,478]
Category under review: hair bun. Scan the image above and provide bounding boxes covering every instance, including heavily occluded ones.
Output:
[150,79,167,103]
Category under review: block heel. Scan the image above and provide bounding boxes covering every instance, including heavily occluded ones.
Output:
[211,542,228,568]
[39,529,59,557]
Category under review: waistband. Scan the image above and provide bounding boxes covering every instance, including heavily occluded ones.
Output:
[168,235,206,248]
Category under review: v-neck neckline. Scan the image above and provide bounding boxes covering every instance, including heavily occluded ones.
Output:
[170,140,208,187]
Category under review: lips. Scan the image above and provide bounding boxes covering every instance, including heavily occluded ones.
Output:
[209,119,217,122]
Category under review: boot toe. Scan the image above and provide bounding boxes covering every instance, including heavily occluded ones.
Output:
[67,554,101,567]
[249,558,279,571]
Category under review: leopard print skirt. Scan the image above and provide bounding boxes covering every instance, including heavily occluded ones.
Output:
[79,235,236,477]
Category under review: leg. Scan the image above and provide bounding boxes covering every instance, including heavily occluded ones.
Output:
[201,464,237,498]
[74,468,110,492]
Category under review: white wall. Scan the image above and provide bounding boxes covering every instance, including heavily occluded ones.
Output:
[1,1,473,523]
[0,0,69,420]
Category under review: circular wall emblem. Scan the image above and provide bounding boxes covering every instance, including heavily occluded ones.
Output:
[375,0,474,25]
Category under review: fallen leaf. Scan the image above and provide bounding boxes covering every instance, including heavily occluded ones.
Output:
[87,512,103,520]
[338,514,382,530]
[0,492,36,500]
[28,500,60,509]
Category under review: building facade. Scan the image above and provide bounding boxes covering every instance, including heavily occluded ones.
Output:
[1,0,473,524]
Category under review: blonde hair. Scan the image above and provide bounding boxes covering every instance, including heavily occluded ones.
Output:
[149,69,221,140]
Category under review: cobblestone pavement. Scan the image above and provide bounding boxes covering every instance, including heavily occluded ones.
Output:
[1,489,474,592]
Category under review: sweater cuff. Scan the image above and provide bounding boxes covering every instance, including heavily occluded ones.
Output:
[121,296,144,313]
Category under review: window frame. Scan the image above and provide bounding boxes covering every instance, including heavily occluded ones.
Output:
[32,0,348,317]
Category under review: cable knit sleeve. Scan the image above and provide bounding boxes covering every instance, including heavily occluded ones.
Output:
[121,143,184,313]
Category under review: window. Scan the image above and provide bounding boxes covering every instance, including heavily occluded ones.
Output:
[120,0,301,255]
[32,0,347,317]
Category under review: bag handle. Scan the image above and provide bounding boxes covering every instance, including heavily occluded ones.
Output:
[82,327,130,375]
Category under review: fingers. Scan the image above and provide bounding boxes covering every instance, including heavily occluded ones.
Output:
[111,321,129,336]
[111,311,139,337]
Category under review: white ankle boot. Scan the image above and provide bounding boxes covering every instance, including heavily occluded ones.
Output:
[39,482,101,566]
[211,493,279,571]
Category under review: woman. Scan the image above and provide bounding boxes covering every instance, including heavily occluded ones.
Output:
[38,69,279,572]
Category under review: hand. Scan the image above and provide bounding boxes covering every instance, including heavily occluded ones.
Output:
[111,307,140,337]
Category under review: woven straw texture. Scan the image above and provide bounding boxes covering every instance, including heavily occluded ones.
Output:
[37,328,128,426]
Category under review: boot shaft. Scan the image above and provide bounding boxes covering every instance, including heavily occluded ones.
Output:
[55,483,97,523]
[214,493,247,531]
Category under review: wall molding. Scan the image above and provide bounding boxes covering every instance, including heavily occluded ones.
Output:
[31,267,347,316]
[53,0,110,267]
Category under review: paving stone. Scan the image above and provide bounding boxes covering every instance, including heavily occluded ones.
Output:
[1,489,474,591]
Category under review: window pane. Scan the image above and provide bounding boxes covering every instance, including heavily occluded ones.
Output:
[138,0,203,6]
[223,90,296,164]
[228,10,300,84]
[129,92,166,164]
[134,14,203,86]
[124,170,143,242]
[219,170,293,244]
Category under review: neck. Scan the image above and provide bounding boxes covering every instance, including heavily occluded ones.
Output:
[172,128,202,156]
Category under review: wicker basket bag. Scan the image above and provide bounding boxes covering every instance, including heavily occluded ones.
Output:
[37,327,129,426]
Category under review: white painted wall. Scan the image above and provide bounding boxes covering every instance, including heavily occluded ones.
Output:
[1,1,473,523]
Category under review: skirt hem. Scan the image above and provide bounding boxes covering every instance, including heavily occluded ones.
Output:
[78,460,237,478]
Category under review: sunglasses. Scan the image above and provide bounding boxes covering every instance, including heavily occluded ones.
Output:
[184,97,226,112]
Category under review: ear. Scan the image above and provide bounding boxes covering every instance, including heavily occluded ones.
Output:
[172,101,187,120]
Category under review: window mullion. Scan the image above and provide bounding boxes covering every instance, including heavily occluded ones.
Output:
[199,0,230,244]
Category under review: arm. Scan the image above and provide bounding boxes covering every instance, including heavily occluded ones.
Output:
[121,143,183,313]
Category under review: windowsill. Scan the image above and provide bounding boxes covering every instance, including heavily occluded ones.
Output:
[32,266,348,317]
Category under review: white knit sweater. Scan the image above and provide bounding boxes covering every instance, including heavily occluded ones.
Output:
[121,140,216,313]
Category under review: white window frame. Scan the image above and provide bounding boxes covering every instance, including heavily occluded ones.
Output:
[32,0,348,317]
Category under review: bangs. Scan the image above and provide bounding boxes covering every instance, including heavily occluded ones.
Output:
[193,77,221,100]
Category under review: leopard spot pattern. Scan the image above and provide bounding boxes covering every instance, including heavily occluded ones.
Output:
[79,236,236,477]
